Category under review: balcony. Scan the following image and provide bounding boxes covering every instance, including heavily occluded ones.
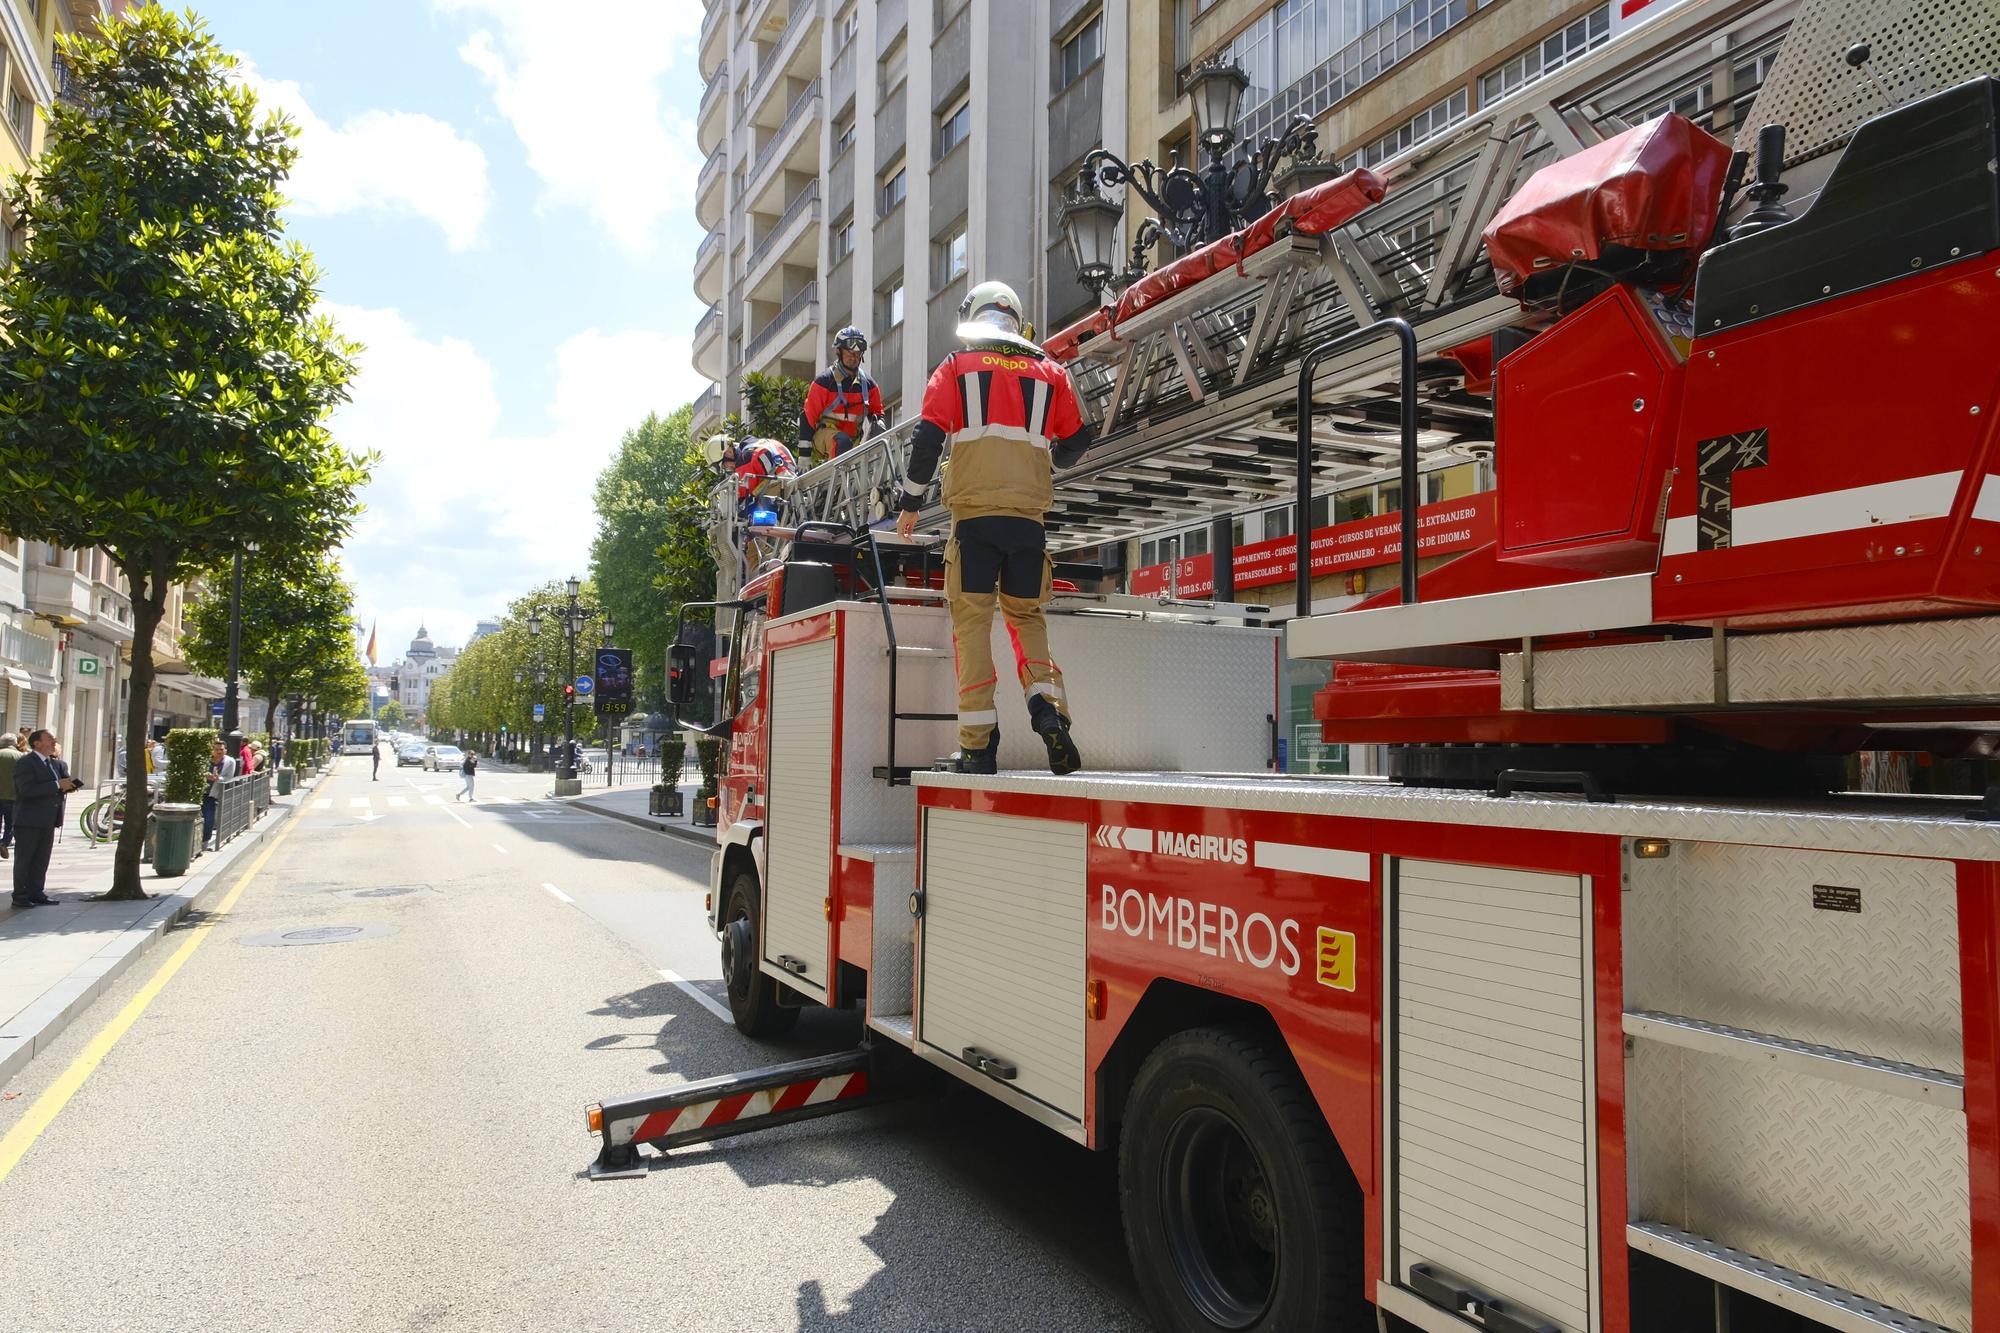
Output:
[25,556,90,625]
[694,228,726,304]
[699,2,727,81]
[697,68,729,154]
[696,148,726,229]
[744,180,821,300]
[694,303,724,380]
[744,282,818,374]
[742,78,822,214]
[691,383,723,437]
[743,0,821,126]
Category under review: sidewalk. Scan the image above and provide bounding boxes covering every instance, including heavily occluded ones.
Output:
[570,776,717,848]
[0,769,324,1086]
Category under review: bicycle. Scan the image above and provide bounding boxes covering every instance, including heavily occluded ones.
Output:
[79,791,130,844]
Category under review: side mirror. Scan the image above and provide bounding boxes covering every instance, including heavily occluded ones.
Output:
[668,644,699,706]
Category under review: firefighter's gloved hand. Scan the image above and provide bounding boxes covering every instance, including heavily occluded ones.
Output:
[895,508,919,540]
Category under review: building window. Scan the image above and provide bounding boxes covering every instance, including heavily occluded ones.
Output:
[1057,12,1103,90]
[936,97,970,159]
[7,86,30,146]
[937,226,967,284]
[1343,88,1469,169]
[1479,5,1611,106]
[833,4,858,50]
[878,281,905,328]
[880,36,908,98]
[833,111,855,156]
[831,219,855,261]
[1224,0,1466,148]
[879,164,906,217]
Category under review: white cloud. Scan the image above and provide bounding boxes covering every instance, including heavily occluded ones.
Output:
[238,59,492,250]
[435,0,704,253]
[328,304,702,662]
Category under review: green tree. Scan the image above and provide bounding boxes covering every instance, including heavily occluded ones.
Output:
[431,579,604,757]
[707,370,808,446]
[590,407,700,708]
[376,699,406,729]
[301,650,368,721]
[181,553,359,735]
[0,10,372,897]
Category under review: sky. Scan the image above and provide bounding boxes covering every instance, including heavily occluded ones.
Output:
[192,0,712,665]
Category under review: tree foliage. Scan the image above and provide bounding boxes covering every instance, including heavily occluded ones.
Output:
[707,371,807,446]
[181,553,359,734]
[589,408,697,709]
[376,699,406,729]
[429,579,602,748]
[0,10,372,895]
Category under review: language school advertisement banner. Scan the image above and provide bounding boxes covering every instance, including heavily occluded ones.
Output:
[1129,493,1496,599]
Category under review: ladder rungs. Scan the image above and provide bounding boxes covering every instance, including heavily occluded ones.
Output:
[1623,1010,1963,1109]
[1627,1221,1960,1333]
[894,712,955,722]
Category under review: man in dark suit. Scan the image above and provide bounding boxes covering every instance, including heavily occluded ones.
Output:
[12,728,82,908]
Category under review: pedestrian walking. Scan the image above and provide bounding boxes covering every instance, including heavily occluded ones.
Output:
[456,748,478,801]
[371,739,381,781]
[11,730,82,908]
[895,278,1092,776]
[0,733,18,861]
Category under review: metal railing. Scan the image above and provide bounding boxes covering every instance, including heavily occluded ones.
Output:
[695,228,725,269]
[213,773,255,847]
[698,68,730,123]
[747,180,820,273]
[745,282,816,361]
[692,384,721,426]
[694,303,723,347]
[698,149,726,197]
[745,78,822,196]
[748,0,819,110]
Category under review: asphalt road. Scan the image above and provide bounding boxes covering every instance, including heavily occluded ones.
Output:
[0,760,1146,1333]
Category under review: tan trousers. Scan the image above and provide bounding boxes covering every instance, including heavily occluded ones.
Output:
[944,526,1068,752]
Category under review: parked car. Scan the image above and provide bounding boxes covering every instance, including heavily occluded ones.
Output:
[425,745,465,772]
[396,743,426,767]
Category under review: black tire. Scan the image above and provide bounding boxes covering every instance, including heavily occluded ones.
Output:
[1119,1026,1367,1333]
[720,869,798,1039]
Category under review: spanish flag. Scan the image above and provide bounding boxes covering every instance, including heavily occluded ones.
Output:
[365,621,378,665]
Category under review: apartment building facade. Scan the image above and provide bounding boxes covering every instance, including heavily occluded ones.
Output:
[694,0,1074,436]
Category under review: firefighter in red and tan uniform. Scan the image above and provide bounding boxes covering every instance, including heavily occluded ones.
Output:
[795,326,885,467]
[895,280,1093,775]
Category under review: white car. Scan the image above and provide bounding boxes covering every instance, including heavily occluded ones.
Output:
[425,745,464,772]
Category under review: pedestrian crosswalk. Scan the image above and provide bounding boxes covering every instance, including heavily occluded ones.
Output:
[311,793,573,816]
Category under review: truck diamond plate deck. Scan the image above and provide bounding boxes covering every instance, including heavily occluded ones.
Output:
[916,770,2000,861]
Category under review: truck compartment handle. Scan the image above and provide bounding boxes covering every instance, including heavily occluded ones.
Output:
[961,1047,1018,1081]
[1489,768,1614,803]
[776,954,810,976]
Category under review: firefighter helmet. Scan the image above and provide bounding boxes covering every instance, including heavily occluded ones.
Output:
[956,279,1040,353]
[832,326,868,355]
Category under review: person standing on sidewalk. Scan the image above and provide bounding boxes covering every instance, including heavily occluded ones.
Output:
[0,733,19,861]
[457,748,478,802]
[371,739,381,781]
[12,730,82,908]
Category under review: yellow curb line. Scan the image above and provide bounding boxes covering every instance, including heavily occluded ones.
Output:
[0,809,304,1187]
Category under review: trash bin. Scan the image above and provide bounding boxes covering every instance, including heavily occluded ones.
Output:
[151,802,202,877]
[276,767,294,797]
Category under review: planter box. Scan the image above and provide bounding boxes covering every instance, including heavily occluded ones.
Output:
[691,795,719,827]
[648,787,685,818]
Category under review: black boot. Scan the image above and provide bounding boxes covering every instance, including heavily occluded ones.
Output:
[1028,697,1082,775]
[944,728,999,776]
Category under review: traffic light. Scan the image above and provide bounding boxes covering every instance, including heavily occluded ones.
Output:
[564,684,576,699]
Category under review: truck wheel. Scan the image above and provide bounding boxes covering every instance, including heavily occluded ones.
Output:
[721,870,798,1038]
[1120,1026,1365,1333]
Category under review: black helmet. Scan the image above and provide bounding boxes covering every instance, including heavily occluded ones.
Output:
[833,326,868,355]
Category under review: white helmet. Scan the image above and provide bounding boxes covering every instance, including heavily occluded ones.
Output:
[956,279,1040,353]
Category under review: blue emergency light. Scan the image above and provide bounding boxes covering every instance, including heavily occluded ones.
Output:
[749,504,780,526]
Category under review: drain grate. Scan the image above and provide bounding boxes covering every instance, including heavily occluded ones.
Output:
[242,923,400,947]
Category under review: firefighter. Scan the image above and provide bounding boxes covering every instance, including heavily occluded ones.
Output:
[725,435,798,520]
[894,280,1093,776]
[796,326,885,467]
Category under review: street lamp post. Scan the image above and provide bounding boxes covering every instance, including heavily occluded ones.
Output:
[1057,56,1336,299]
[525,576,614,794]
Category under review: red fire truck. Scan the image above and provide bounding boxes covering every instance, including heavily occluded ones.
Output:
[592,11,1998,1333]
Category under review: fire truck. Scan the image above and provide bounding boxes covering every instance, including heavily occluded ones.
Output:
[590,3,2000,1330]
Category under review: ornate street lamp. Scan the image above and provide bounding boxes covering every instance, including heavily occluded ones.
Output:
[1058,56,1333,299]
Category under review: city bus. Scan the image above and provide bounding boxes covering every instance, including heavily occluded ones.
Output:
[340,718,378,755]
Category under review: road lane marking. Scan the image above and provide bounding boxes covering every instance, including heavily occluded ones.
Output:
[387,796,408,807]
[443,805,470,828]
[423,794,444,805]
[314,798,332,810]
[661,968,734,1023]
[541,882,573,904]
[0,801,305,1186]
[348,798,369,808]
[491,843,509,855]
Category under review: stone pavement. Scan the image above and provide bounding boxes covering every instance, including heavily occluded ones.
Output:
[0,766,326,1085]
[571,776,716,847]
